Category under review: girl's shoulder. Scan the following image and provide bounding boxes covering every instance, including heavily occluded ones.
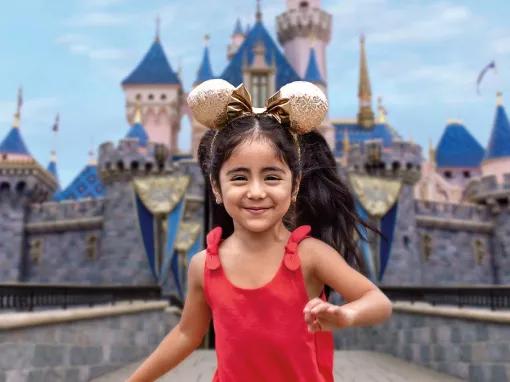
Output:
[188,249,207,288]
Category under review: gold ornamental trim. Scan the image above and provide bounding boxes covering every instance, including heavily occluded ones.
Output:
[133,175,190,215]
[175,222,202,253]
[348,173,402,218]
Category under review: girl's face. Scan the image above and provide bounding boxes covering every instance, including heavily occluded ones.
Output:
[213,138,295,233]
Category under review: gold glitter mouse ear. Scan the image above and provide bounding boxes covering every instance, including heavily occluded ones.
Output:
[278,81,328,134]
[187,79,236,130]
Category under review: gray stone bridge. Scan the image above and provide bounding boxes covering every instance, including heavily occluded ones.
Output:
[92,349,463,381]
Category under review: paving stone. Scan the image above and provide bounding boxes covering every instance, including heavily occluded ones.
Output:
[90,350,464,382]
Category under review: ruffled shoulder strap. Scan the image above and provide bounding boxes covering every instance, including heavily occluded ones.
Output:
[284,225,312,271]
[205,226,223,270]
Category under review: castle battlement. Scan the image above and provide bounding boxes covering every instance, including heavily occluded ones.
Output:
[98,138,174,184]
[463,173,510,207]
[347,139,422,184]
[414,200,490,222]
[28,198,104,224]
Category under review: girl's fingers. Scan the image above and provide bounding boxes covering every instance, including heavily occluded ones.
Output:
[303,298,323,324]
[310,303,330,315]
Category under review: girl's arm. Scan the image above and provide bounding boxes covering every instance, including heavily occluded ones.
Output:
[301,238,392,331]
[127,251,211,382]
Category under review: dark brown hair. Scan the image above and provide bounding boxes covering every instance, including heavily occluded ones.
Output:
[198,114,376,273]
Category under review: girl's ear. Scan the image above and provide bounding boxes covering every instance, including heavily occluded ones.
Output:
[292,176,301,202]
[209,175,223,204]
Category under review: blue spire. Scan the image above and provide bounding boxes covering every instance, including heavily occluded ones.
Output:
[47,151,61,192]
[485,93,510,160]
[0,126,30,155]
[436,121,485,168]
[304,48,324,85]
[126,122,149,146]
[221,19,301,89]
[122,39,180,85]
[126,107,149,146]
[233,18,243,35]
[195,46,215,85]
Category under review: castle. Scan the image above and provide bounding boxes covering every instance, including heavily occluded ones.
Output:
[0,1,509,301]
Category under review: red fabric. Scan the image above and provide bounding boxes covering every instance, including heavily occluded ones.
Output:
[204,225,334,382]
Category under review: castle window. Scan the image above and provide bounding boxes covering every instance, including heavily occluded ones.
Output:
[473,239,486,265]
[420,233,432,261]
[463,171,471,178]
[403,235,410,249]
[29,238,43,264]
[161,94,167,101]
[86,234,98,260]
[148,94,154,100]
[135,94,142,101]
[251,73,269,108]
[444,171,452,179]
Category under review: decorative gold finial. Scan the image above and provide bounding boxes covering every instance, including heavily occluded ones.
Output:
[256,0,262,22]
[343,128,350,155]
[428,138,436,166]
[377,96,387,123]
[134,102,142,124]
[204,34,210,47]
[357,34,374,129]
[88,147,97,166]
[496,91,503,106]
[13,86,23,128]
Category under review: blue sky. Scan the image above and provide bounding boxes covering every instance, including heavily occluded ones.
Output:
[0,0,509,187]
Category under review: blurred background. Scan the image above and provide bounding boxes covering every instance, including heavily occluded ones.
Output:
[0,1,509,381]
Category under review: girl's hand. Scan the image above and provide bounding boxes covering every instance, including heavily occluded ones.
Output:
[303,298,355,332]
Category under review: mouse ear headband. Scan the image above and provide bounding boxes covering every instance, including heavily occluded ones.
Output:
[187,79,328,134]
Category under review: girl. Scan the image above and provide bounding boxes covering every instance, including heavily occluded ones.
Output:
[128,80,392,382]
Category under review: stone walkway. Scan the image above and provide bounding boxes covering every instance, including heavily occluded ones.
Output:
[92,350,464,381]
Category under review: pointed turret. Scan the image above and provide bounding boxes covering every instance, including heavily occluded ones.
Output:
[195,35,215,85]
[126,103,149,146]
[304,48,325,85]
[0,87,31,158]
[485,92,510,160]
[357,35,375,129]
[233,18,243,36]
[46,150,61,193]
[121,17,183,153]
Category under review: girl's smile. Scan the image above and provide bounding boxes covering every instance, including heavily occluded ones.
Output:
[213,137,295,232]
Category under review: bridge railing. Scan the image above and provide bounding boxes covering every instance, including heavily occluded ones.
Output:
[0,283,161,312]
[380,285,510,310]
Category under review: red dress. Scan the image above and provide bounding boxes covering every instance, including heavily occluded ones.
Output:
[204,225,334,382]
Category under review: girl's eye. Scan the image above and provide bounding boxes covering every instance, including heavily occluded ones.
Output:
[231,176,247,182]
[265,176,281,182]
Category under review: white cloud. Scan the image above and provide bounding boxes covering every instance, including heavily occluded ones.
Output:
[491,35,510,55]
[56,33,130,61]
[328,1,477,45]
[64,11,131,27]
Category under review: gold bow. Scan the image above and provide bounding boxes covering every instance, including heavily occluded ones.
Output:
[226,84,291,127]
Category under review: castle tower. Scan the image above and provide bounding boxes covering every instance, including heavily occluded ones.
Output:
[435,119,484,188]
[303,46,335,149]
[481,92,510,183]
[0,89,57,281]
[121,19,183,155]
[191,35,216,158]
[276,0,332,82]
[357,35,375,129]
[227,18,245,60]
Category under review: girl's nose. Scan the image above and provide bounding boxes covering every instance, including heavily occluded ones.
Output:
[247,181,266,199]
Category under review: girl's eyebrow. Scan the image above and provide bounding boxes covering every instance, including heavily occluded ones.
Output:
[225,166,285,175]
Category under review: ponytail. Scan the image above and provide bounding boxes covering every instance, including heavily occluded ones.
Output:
[295,131,377,274]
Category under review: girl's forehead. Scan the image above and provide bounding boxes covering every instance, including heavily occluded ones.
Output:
[223,140,289,170]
